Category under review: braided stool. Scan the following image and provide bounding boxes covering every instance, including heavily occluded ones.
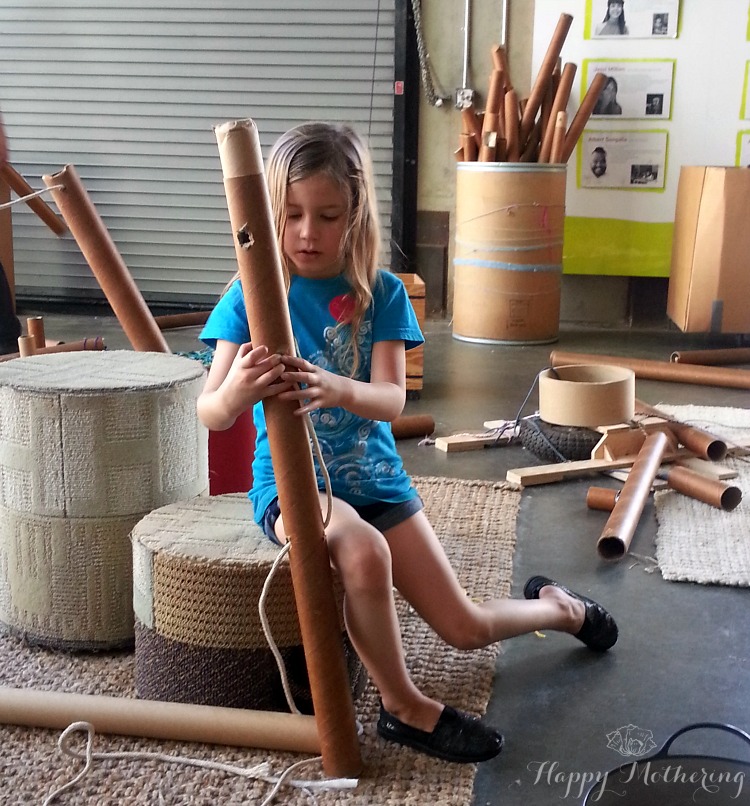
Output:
[0,351,208,650]
[132,493,365,713]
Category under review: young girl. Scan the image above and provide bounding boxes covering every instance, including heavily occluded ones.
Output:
[197,122,618,764]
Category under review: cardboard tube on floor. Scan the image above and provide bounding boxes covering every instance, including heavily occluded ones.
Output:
[17,334,36,357]
[634,399,727,462]
[42,165,170,353]
[587,486,620,512]
[214,119,361,778]
[663,465,742,512]
[26,316,45,349]
[0,687,319,754]
[671,347,750,366]
[153,311,211,330]
[550,350,750,391]
[391,414,435,440]
[597,431,671,560]
[0,336,105,363]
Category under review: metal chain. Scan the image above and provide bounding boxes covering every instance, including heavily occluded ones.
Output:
[409,0,451,107]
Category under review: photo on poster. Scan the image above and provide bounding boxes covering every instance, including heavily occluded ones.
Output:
[736,131,750,165]
[584,59,674,119]
[587,0,680,39]
[579,130,668,189]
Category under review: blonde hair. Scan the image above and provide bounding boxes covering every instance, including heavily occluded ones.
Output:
[224,122,381,374]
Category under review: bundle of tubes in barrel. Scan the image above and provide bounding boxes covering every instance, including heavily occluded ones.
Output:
[457,13,606,165]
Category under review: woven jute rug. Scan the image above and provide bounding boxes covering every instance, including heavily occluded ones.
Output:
[0,475,519,805]
[654,404,750,587]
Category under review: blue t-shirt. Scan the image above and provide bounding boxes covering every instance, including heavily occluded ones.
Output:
[200,270,425,525]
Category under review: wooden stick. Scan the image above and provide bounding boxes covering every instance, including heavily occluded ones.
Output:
[0,162,67,236]
[42,165,171,353]
[550,349,750,391]
[597,431,671,560]
[538,62,577,163]
[519,13,574,147]
[560,71,608,163]
[214,119,361,778]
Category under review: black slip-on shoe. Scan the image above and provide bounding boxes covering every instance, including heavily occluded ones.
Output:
[523,574,618,651]
[377,703,504,763]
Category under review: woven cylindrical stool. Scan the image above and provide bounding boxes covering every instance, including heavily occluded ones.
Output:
[133,493,365,714]
[0,351,209,650]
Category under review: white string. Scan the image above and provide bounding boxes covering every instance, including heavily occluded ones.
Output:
[42,721,357,805]
[0,184,64,210]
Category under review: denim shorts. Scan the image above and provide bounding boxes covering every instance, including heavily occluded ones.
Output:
[261,494,424,546]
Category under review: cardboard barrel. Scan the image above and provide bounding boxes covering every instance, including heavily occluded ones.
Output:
[453,162,566,344]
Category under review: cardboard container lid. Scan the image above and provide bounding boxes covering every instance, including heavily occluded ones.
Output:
[539,364,635,428]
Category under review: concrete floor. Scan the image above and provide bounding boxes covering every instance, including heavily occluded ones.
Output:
[9,303,750,804]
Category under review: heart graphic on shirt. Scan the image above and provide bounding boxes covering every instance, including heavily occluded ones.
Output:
[329,293,355,323]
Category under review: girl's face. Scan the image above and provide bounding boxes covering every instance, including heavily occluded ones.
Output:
[608,2,623,17]
[283,172,349,279]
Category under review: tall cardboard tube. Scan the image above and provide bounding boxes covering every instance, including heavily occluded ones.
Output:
[0,336,105,363]
[0,687,319,754]
[664,465,742,512]
[634,399,727,462]
[0,162,67,236]
[538,62,577,163]
[550,350,750,391]
[519,13,573,146]
[214,119,361,778]
[671,347,750,366]
[597,431,670,560]
[42,165,170,353]
[560,72,608,163]
[504,88,520,161]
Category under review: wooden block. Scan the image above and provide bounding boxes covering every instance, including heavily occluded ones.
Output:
[435,432,507,452]
[396,273,426,394]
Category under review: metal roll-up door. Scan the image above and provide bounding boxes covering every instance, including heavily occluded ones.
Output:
[0,0,394,306]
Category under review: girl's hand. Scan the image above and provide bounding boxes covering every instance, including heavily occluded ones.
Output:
[277,353,349,415]
[224,343,292,412]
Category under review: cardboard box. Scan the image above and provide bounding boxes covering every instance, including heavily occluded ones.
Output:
[667,166,750,333]
[395,273,425,395]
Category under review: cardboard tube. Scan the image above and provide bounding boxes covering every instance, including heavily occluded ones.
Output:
[597,431,671,560]
[42,165,170,353]
[0,687,319,754]
[0,336,105,363]
[17,334,36,357]
[519,13,573,147]
[153,311,211,330]
[504,88,520,161]
[549,111,568,165]
[391,414,435,440]
[0,162,67,236]
[490,44,511,87]
[26,316,45,349]
[671,347,750,366]
[550,350,750,391]
[634,399,727,462]
[539,63,577,163]
[214,119,360,778]
[560,72,608,163]
[663,465,742,512]
[460,131,478,162]
[461,104,483,150]
[587,486,620,512]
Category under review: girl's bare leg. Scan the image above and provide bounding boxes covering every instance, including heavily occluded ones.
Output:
[383,510,587,650]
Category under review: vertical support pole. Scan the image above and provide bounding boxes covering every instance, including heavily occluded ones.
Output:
[214,119,362,778]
